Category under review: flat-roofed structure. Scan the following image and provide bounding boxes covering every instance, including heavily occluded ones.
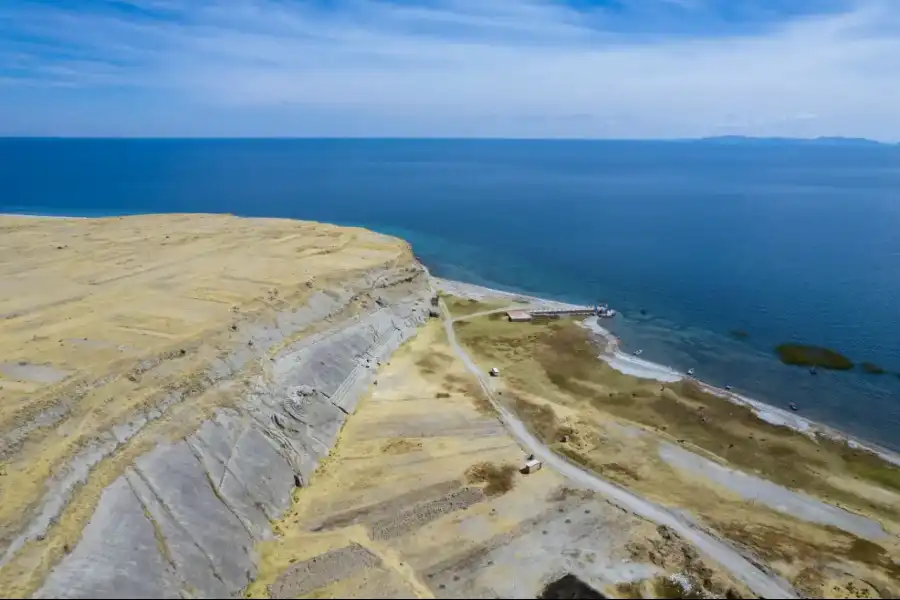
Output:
[506,310,533,322]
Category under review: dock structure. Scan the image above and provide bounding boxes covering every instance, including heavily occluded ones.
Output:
[507,303,616,322]
[529,307,597,319]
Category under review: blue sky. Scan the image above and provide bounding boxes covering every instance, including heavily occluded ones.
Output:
[2,0,899,139]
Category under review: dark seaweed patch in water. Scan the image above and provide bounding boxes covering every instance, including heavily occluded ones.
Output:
[860,362,886,375]
[774,344,854,370]
[538,574,606,599]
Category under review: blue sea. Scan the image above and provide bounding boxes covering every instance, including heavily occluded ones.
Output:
[2,138,899,449]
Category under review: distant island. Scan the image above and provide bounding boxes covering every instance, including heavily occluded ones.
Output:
[695,136,892,147]
[775,343,854,370]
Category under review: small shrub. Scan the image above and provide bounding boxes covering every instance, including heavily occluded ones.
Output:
[465,461,518,496]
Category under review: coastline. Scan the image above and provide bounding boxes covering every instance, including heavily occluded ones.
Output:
[5,211,896,466]
[0,213,86,219]
[437,276,900,468]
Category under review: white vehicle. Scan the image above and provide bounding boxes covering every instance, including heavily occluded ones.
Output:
[521,458,543,474]
[489,367,500,377]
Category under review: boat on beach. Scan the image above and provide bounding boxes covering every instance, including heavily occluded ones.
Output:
[633,349,643,356]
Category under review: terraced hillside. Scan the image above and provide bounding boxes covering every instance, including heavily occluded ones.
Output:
[246,320,751,599]
[0,214,431,598]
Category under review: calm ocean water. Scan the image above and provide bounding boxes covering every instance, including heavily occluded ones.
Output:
[2,138,899,448]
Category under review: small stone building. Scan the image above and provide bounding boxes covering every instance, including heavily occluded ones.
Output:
[506,310,533,322]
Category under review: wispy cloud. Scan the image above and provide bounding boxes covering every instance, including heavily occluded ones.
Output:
[1,0,899,138]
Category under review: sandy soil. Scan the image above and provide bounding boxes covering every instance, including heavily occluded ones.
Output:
[248,321,751,599]
[0,214,413,596]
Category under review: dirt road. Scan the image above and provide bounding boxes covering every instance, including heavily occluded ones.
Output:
[438,299,797,599]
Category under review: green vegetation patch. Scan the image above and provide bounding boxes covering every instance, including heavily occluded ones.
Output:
[774,344,854,370]
[442,294,510,318]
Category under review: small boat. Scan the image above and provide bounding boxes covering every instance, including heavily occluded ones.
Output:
[687,368,695,377]
[810,367,818,375]
[789,402,799,411]
[633,349,643,356]
[725,385,732,391]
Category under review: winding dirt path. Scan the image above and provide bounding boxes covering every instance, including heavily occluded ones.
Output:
[438,298,797,599]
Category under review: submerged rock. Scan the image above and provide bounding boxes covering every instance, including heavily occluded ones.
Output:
[774,344,854,370]
[860,362,886,375]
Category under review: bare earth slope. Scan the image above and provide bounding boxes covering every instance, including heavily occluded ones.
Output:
[0,214,431,597]
[246,320,752,599]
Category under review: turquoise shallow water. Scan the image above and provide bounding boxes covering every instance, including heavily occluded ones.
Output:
[2,138,899,448]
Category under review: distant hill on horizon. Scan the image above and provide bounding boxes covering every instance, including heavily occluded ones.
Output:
[694,135,894,146]
[2,135,898,145]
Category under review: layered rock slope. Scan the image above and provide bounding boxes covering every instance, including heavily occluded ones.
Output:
[0,214,431,598]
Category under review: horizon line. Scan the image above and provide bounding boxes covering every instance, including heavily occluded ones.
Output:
[2,135,898,145]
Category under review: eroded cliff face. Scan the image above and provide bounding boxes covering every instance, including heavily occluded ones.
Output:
[0,214,432,598]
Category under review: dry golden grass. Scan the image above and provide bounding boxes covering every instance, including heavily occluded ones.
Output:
[454,314,900,519]
[464,461,518,496]
[381,439,423,455]
[442,295,510,318]
[243,319,750,600]
[243,321,537,598]
[0,214,414,596]
[710,511,900,597]
[452,313,900,593]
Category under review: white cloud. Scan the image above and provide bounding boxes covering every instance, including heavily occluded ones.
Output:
[2,0,900,139]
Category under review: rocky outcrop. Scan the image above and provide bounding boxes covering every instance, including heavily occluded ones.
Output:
[30,264,431,598]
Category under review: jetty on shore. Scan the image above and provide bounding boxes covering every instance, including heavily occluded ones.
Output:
[506,304,616,323]
[507,303,616,322]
